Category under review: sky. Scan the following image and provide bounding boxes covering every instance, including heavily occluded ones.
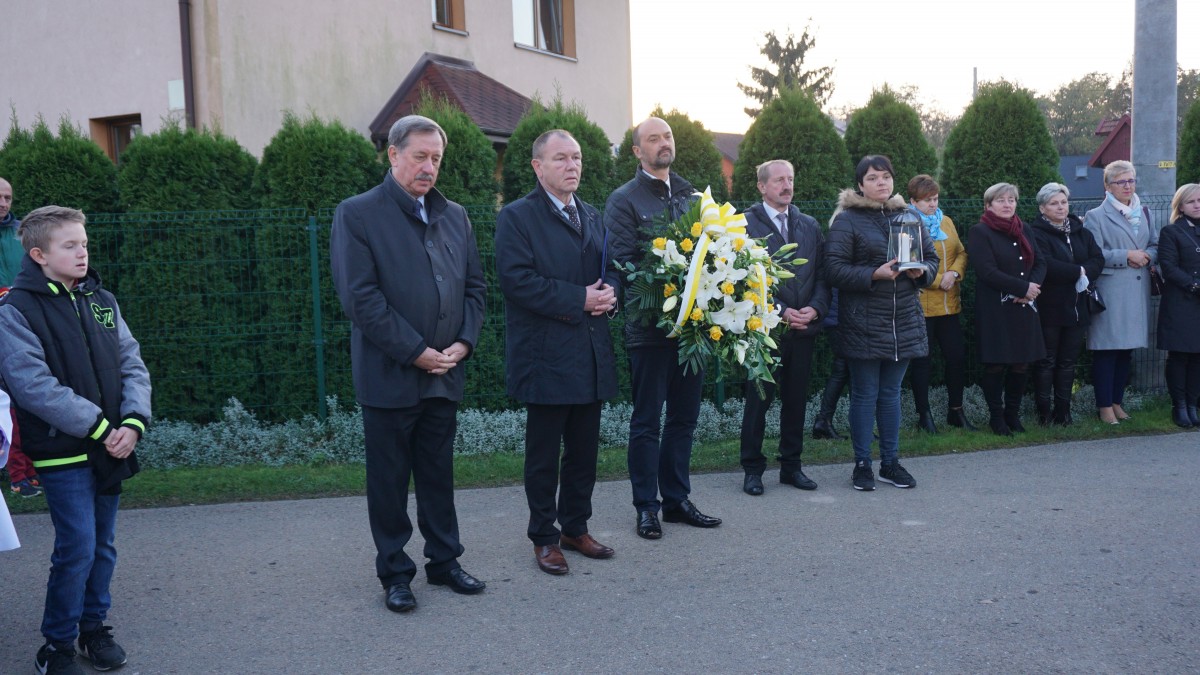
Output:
[629,0,1200,134]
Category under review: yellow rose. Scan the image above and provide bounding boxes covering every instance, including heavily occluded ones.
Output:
[708,326,723,341]
[743,291,760,304]
[690,307,704,322]
[747,316,763,331]
[680,238,694,253]
[690,221,703,238]
[663,283,677,297]
[767,303,775,313]
[653,237,667,250]
[720,281,735,296]
[732,237,745,251]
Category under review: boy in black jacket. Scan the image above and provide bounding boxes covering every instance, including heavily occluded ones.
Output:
[0,206,151,674]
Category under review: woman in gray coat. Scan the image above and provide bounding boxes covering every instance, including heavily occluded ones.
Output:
[1083,160,1158,425]
[1157,183,1200,428]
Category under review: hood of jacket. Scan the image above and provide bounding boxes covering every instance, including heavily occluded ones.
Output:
[10,252,103,297]
[829,189,908,226]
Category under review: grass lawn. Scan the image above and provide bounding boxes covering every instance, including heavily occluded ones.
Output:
[4,396,1190,515]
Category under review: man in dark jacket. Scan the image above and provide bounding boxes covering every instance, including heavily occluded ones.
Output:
[496,129,618,576]
[331,115,487,613]
[606,117,721,540]
[738,160,830,496]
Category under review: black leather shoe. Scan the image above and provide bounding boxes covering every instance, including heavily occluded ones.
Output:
[662,500,721,527]
[743,474,764,496]
[385,583,417,612]
[636,510,662,539]
[811,417,842,440]
[916,411,938,434]
[780,469,818,490]
[946,407,978,431]
[428,568,486,595]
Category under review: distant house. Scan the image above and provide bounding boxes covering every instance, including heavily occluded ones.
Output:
[712,132,743,196]
[1058,155,1106,201]
[1090,114,1132,170]
[2,0,632,160]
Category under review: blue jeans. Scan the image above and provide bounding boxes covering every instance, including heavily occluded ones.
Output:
[848,358,910,464]
[38,467,120,643]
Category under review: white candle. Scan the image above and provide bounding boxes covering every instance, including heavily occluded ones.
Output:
[898,232,911,263]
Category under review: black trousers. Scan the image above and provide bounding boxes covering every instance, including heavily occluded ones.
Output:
[524,401,602,546]
[910,314,967,410]
[362,399,463,588]
[740,334,816,474]
[627,346,703,513]
[1165,351,1200,404]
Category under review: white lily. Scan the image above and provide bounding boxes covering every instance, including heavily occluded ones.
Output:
[710,295,755,334]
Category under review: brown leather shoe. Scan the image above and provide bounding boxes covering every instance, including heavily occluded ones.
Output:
[560,533,615,559]
[535,544,569,575]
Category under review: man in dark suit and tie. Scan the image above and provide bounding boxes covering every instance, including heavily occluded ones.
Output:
[495,129,619,575]
[331,115,487,613]
[739,159,830,496]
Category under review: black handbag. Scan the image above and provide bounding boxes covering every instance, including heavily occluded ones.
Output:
[1085,284,1106,314]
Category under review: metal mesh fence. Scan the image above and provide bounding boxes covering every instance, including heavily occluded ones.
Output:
[80,196,1172,422]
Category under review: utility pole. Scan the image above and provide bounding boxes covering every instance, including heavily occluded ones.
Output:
[1132,0,1177,196]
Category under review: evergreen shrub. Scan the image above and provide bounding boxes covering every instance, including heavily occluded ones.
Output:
[0,115,119,215]
[844,87,939,190]
[1179,100,1200,187]
[732,88,852,202]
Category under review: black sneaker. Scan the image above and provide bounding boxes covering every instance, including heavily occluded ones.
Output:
[851,460,875,491]
[35,641,84,675]
[78,625,127,671]
[878,462,916,488]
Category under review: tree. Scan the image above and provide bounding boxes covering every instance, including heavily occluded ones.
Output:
[253,111,381,213]
[116,122,261,420]
[1180,100,1200,187]
[501,95,615,208]
[0,114,119,215]
[941,81,1062,201]
[614,106,728,201]
[843,87,938,189]
[1037,73,1122,156]
[732,88,852,203]
[738,26,835,118]
[412,93,500,207]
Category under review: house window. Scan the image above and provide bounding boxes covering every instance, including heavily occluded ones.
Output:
[512,0,575,57]
[432,0,466,32]
[89,114,142,163]
[1075,164,1088,179]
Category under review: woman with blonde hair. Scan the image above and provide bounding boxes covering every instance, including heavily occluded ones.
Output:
[1083,160,1158,425]
[1156,183,1200,428]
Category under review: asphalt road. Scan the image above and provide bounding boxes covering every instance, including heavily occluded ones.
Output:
[1,434,1197,674]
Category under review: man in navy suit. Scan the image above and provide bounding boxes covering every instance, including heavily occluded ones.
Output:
[739,159,830,496]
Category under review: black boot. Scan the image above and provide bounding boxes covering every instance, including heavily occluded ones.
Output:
[946,406,977,431]
[981,369,1010,436]
[1032,365,1053,426]
[1052,365,1075,426]
[916,408,938,434]
[1003,370,1028,433]
[812,415,842,440]
[1172,402,1194,429]
[1189,399,1200,427]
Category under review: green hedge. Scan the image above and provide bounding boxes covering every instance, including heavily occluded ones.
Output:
[0,115,119,215]
[1180,100,1200,187]
[844,87,939,190]
[732,88,852,202]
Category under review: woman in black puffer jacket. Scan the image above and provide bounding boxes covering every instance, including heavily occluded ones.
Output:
[824,155,939,492]
[1028,183,1103,427]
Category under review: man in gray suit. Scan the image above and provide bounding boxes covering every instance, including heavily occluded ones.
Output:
[331,115,487,613]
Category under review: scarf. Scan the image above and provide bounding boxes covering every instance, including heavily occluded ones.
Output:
[913,205,948,241]
[981,209,1034,271]
[1105,191,1143,234]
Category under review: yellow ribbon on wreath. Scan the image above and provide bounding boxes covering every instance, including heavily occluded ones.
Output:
[669,233,712,337]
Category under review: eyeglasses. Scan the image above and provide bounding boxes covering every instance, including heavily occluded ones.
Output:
[1109,179,1137,187]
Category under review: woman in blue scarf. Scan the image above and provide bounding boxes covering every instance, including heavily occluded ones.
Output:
[907,175,974,432]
